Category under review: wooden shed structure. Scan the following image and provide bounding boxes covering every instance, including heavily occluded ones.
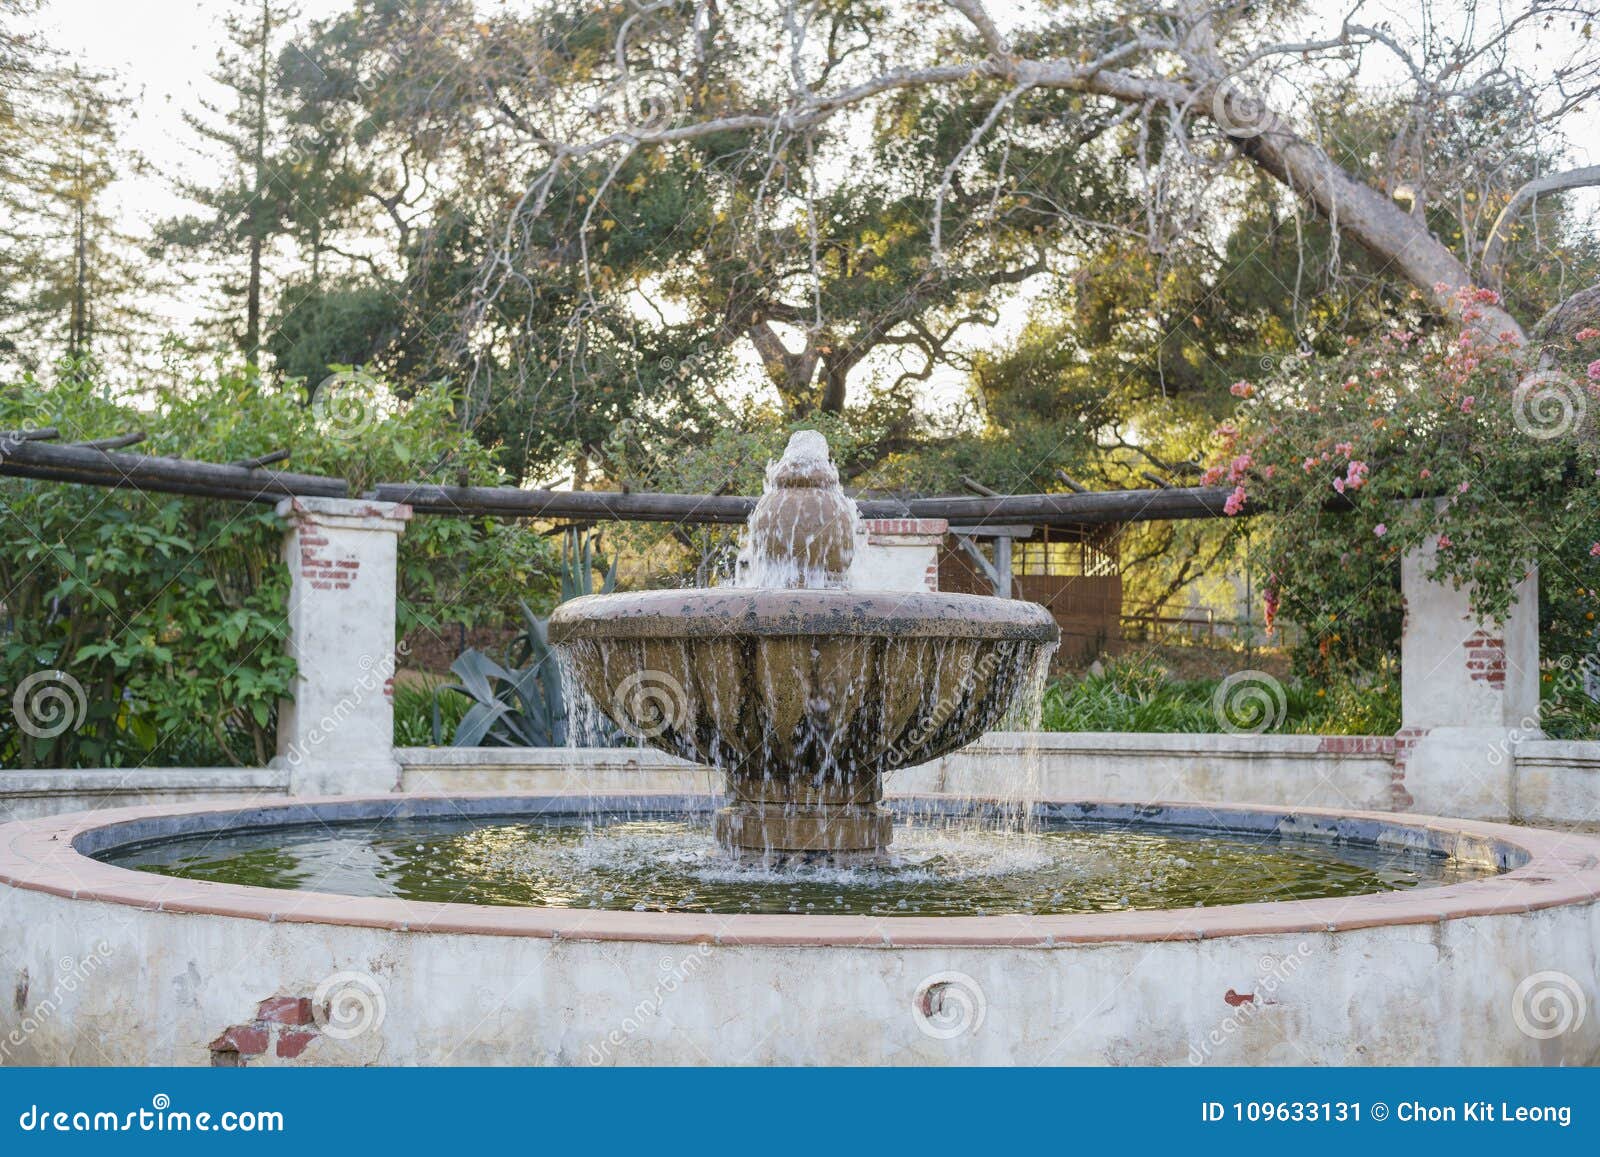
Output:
[938,523,1123,663]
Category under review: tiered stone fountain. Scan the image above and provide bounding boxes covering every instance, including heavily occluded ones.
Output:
[549,431,1060,861]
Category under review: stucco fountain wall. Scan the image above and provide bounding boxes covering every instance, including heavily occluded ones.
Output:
[2,794,1597,1066]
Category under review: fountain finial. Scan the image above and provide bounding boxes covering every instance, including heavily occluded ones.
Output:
[741,430,858,589]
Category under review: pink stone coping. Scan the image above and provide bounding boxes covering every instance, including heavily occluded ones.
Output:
[3,794,1599,948]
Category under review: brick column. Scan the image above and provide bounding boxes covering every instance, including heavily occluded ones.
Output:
[271,496,412,796]
[848,518,947,592]
[1398,537,1539,818]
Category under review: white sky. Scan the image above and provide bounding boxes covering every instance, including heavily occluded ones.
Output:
[21,0,1600,402]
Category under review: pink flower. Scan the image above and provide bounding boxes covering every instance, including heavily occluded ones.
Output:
[1333,478,1346,494]
[1437,534,1453,549]
[1334,441,1354,457]
[1458,480,1470,494]
[1374,523,1388,537]
[1200,465,1226,486]
[1301,457,1317,473]
[1420,468,1432,480]
[1590,543,1600,558]
[1460,395,1475,414]
[1575,328,1600,342]
[1343,460,1369,491]
[1587,360,1600,382]
[1223,485,1247,516]
[1229,380,1255,398]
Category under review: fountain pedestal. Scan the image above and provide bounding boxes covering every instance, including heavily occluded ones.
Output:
[714,803,893,862]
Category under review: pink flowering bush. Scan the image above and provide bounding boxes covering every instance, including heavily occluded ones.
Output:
[1202,287,1600,674]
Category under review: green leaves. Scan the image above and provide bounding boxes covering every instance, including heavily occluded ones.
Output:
[0,367,562,767]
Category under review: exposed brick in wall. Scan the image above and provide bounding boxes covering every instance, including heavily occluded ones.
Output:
[296,525,362,593]
[1388,728,1425,809]
[1464,631,1507,688]
[861,518,948,536]
[1314,730,1425,811]
[209,995,322,1066]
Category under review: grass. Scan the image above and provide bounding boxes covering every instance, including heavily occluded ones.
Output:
[392,678,472,746]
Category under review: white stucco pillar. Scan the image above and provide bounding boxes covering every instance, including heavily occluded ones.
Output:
[848,518,947,592]
[272,496,412,796]
[1398,537,1539,818]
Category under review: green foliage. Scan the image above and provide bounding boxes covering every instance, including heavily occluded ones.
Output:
[438,531,618,748]
[1038,656,1400,736]
[391,678,469,748]
[1211,290,1600,679]
[0,367,559,767]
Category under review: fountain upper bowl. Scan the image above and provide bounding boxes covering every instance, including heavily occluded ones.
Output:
[549,588,1059,786]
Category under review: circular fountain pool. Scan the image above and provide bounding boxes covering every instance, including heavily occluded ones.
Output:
[98,804,1491,917]
[3,793,1598,1066]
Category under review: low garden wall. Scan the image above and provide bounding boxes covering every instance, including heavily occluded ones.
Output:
[0,768,288,825]
[6,732,1597,827]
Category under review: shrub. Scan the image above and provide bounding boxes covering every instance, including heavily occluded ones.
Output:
[1,366,558,767]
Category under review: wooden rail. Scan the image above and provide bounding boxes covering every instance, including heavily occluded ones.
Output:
[0,434,348,502]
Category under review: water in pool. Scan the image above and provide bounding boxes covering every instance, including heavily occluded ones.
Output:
[98,812,1491,916]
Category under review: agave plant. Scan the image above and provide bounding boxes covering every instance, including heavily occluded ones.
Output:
[442,529,618,747]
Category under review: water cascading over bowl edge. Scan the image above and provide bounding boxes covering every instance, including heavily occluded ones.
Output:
[548,431,1060,862]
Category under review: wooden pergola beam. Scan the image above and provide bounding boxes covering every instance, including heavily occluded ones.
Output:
[0,435,348,503]
[0,430,1267,526]
[373,481,1243,527]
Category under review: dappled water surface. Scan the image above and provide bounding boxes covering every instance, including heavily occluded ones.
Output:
[98,813,1492,916]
